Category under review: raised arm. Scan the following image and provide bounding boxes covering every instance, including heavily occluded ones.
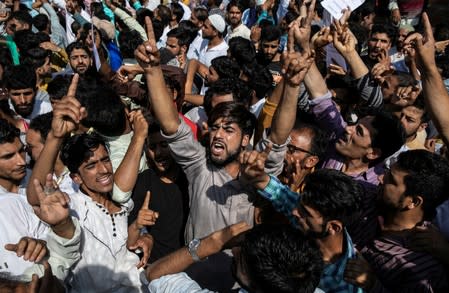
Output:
[135,17,180,135]
[27,75,86,206]
[112,110,148,203]
[404,13,449,145]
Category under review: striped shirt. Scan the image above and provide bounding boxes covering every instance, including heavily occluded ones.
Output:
[362,229,449,292]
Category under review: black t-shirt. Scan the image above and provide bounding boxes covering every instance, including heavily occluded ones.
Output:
[129,168,189,262]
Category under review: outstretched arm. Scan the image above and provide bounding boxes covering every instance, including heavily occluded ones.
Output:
[135,17,180,135]
[146,222,250,281]
[27,75,86,206]
[404,13,449,145]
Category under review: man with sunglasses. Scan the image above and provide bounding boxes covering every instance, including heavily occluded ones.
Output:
[279,122,328,193]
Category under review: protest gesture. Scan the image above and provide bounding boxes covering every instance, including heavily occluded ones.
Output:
[128,234,154,269]
[32,174,70,227]
[311,26,333,50]
[128,109,148,141]
[289,0,316,51]
[239,143,272,190]
[136,191,159,229]
[403,13,436,72]
[135,17,161,70]
[51,74,86,138]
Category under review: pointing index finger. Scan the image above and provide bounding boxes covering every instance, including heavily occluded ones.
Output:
[144,16,156,44]
[142,191,151,209]
[67,73,79,99]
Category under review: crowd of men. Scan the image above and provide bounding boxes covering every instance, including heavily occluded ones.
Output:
[0,0,449,291]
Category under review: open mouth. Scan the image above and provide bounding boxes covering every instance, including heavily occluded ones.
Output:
[211,141,225,156]
[97,174,112,185]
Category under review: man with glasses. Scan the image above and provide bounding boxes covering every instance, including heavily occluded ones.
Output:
[279,122,328,193]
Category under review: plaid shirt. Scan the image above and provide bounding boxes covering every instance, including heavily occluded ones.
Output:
[258,175,364,293]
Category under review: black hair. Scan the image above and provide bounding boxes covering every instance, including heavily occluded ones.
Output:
[8,11,33,28]
[260,25,282,43]
[150,18,164,42]
[395,150,449,220]
[157,5,172,27]
[4,64,36,90]
[167,27,191,47]
[227,0,245,12]
[228,36,257,66]
[32,14,49,31]
[208,101,256,137]
[29,112,53,143]
[66,41,92,58]
[13,30,40,53]
[21,47,50,71]
[249,66,272,100]
[370,23,397,45]
[178,20,200,44]
[193,7,208,22]
[241,225,323,293]
[210,56,240,79]
[136,8,154,28]
[410,94,430,123]
[60,132,107,173]
[370,111,406,165]
[434,23,449,42]
[170,2,184,23]
[47,75,71,101]
[293,122,329,160]
[301,169,363,226]
[91,2,111,21]
[79,83,127,136]
[0,119,20,144]
[118,29,144,58]
[204,78,235,115]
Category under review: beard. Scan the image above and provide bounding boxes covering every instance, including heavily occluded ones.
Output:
[207,142,242,167]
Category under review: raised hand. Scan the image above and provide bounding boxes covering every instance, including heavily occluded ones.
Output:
[403,13,436,72]
[328,63,347,76]
[5,237,47,263]
[129,109,148,141]
[51,74,86,138]
[289,0,316,51]
[134,17,160,71]
[311,26,333,50]
[136,191,159,229]
[282,31,315,86]
[333,29,356,58]
[32,174,70,227]
[239,143,272,189]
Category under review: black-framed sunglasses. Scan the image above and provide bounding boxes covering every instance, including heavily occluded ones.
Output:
[287,144,316,156]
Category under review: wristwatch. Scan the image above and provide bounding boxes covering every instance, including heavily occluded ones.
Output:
[188,238,201,262]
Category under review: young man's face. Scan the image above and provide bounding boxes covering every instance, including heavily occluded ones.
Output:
[399,106,426,139]
[208,118,249,166]
[0,137,27,185]
[292,200,329,238]
[72,145,113,195]
[335,116,377,161]
[368,32,391,60]
[37,56,52,78]
[69,48,92,75]
[261,40,280,61]
[9,87,36,118]
[190,11,203,28]
[166,36,182,56]
[145,132,174,174]
[25,129,44,162]
[228,6,243,27]
[6,18,29,36]
[202,19,217,40]
[378,163,408,211]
